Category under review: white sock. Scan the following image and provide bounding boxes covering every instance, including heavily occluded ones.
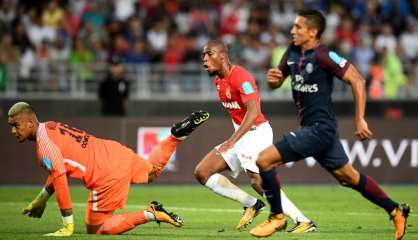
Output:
[144,210,155,221]
[205,173,257,208]
[280,189,310,223]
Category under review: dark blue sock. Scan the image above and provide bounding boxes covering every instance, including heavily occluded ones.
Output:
[260,168,283,215]
[354,173,398,214]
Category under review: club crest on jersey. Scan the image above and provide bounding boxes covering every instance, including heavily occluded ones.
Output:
[226,87,231,99]
[305,63,313,73]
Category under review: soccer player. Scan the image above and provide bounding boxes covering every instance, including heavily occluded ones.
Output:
[195,40,315,233]
[249,10,410,240]
[7,102,209,236]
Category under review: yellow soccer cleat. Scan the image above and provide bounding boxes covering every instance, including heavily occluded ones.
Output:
[249,213,287,237]
[236,199,265,231]
[391,203,410,240]
[44,223,74,237]
[147,201,184,227]
[287,221,317,233]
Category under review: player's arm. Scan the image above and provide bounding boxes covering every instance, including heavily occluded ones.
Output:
[43,173,74,236]
[218,99,259,153]
[268,45,291,89]
[267,68,287,89]
[341,64,373,141]
[22,176,55,218]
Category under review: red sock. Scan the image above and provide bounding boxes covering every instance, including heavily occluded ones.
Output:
[96,211,149,235]
[148,135,180,176]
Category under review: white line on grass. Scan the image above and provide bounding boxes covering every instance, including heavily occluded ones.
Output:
[2,202,416,217]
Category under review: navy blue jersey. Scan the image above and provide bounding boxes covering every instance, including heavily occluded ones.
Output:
[278,44,350,128]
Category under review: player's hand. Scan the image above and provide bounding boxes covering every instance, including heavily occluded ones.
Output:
[44,223,74,237]
[355,119,373,141]
[22,198,47,218]
[266,68,284,88]
[217,140,235,154]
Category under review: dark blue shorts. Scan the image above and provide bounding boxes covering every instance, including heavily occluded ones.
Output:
[274,123,349,171]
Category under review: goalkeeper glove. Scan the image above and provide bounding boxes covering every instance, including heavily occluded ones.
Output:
[22,187,51,218]
[44,215,74,237]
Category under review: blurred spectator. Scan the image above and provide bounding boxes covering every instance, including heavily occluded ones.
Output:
[124,16,143,44]
[12,20,31,52]
[19,45,36,86]
[81,1,106,31]
[50,36,70,91]
[242,38,269,68]
[353,38,375,81]
[336,17,357,50]
[407,58,418,97]
[25,8,56,47]
[69,39,93,81]
[368,55,385,100]
[375,24,397,55]
[0,0,16,35]
[0,0,416,100]
[41,0,64,29]
[98,56,129,116]
[114,0,136,22]
[382,47,407,99]
[62,5,81,39]
[381,0,412,36]
[0,32,20,64]
[126,40,149,64]
[399,18,418,62]
[91,37,108,64]
[146,20,168,62]
[219,0,249,39]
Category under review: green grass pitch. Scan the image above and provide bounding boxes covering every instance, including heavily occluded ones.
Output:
[0,184,417,239]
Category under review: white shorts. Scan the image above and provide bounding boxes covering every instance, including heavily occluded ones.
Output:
[215,121,273,178]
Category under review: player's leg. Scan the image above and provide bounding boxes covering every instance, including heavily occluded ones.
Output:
[194,149,258,208]
[250,145,287,237]
[86,202,183,235]
[280,189,316,233]
[147,110,210,179]
[251,126,324,237]
[331,163,409,240]
[323,138,409,240]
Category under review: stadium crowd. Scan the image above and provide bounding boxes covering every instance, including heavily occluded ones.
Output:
[0,0,417,98]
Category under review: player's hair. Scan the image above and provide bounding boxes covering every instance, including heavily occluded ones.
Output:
[207,40,229,55]
[298,9,326,39]
[8,102,35,117]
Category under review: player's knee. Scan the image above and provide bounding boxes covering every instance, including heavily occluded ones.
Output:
[256,153,270,171]
[86,224,101,234]
[335,174,357,188]
[194,166,209,185]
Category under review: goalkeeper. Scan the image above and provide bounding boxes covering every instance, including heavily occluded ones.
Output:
[8,102,209,236]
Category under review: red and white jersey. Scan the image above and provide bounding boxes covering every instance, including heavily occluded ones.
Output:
[214,65,266,126]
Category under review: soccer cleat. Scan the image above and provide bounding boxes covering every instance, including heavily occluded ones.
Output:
[147,201,184,227]
[287,221,317,233]
[171,110,210,139]
[236,199,265,231]
[391,203,410,240]
[249,213,287,237]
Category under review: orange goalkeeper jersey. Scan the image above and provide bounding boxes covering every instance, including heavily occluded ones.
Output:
[36,121,141,189]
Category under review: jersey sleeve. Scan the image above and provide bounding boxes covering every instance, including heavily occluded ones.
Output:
[52,173,72,210]
[277,45,291,78]
[316,46,350,79]
[37,125,67,178]
[234,69,259,103]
